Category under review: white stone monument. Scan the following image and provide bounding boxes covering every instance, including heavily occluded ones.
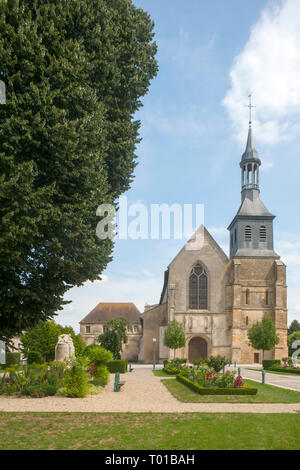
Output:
[55,334,75,362]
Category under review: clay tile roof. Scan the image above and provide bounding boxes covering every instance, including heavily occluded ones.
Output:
[80,302,141,324]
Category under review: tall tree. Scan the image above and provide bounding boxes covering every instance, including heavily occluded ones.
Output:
[164,320,186,359]
[247,316,279,360]
[0,0,158,341]
[288,320,300,336]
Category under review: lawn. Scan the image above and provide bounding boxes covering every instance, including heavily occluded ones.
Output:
[247,368,300,376]
[152,369,176,377]
[162,378,300,403]
[0,412,299,450]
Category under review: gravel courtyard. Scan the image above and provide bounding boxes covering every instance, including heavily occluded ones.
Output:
[1,365,300,413]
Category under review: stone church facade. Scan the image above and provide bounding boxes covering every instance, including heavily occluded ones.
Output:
[139,123,288,364]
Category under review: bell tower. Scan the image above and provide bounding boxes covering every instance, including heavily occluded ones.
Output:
[226,95,288,364]
[228,95,278,259]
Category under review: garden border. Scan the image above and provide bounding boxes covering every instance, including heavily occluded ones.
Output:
[176,375,258,395]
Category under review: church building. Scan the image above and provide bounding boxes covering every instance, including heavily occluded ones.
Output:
[138,120,288,364]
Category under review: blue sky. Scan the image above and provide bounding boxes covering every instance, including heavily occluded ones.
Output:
[56,0,300,332]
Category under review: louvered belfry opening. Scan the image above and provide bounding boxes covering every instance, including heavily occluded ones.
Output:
[189,264,208,309]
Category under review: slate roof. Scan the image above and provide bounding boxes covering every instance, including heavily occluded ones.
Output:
[80,302,141,324]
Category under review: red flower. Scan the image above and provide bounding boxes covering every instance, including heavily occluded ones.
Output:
[234,375,243,388]
[205,372,212,380]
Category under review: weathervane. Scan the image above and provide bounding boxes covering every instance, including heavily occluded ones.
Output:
[245,93,255,127]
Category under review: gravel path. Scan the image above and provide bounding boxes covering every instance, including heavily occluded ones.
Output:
[0,365,300,413]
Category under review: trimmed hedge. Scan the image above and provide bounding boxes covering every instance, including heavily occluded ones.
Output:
[107,360,128,374]
[163,368,180,376]
[266,367,300,375]
[262,359,281,369]
[5,352,20,366]
[176,375,258,395]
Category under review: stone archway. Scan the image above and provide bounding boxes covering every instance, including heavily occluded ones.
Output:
[188,336,208,362]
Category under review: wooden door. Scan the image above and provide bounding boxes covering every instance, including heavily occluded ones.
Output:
[188,337,207,362]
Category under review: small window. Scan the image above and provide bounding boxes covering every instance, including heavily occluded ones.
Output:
[254,353,260,363]
[245,289,250,305]
[266,290,269,305]
[260,226,267,241]
[246,316,249,326]
[234,229,237,244]
[103,325,108,333]
[245,226,252,241]
[86,325,90,334]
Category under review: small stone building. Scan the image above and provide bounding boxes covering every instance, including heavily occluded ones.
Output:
[79,302,142,361]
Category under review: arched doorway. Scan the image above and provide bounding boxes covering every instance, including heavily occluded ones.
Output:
[188,337,207,362]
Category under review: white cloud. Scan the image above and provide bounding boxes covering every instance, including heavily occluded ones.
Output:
[223,0,300,145]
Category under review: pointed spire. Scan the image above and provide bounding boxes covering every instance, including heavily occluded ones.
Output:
[242,125,259,161]
[241,95,260,163]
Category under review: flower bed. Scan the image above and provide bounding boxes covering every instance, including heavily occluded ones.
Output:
[176,375,258,395]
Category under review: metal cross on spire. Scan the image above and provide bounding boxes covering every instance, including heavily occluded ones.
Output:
[245,93,255,127]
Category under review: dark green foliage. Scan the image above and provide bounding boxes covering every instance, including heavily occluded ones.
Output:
[288,320,300,335]
[248,316,279,359]
[27,351,43,364]
[207,356,228,373]
[262,359,281,370]
[98,316,132,359]
[0,0,158,342]
[107,359,128,374]
[176,375,258,395]
[5,352,20,366]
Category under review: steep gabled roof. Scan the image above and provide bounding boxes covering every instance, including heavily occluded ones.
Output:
[168,225,228,268]
[80,302,141,324]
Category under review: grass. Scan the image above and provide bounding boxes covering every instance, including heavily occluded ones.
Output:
[152,369,176,377]
[0,412,299,450]
[247,367,300,376]
[161,378,300,403]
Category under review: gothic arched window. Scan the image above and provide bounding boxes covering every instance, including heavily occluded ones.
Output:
[189,264,208,310]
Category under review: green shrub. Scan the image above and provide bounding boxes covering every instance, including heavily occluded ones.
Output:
[5,352,20,366]
[93,364,109,386]
[192,358,208,366]
[27,351,43,364]
[262,359,281,369]
[107,359,128,373]
[207,355,228,373]
[176,375,257,395]
[23,383,57,397]
[63,357,90,397]
[83,345,113,365]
